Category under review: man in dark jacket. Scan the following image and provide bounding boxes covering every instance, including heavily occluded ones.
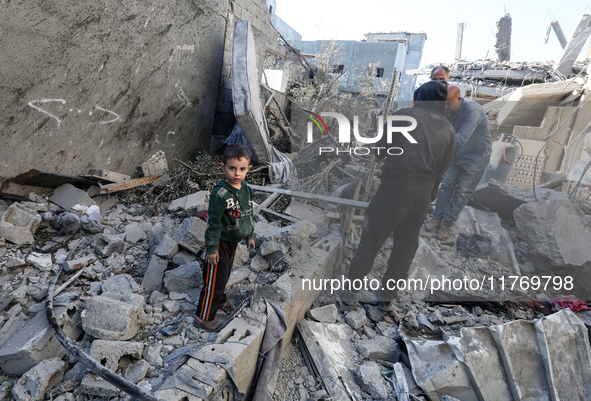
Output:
[339,80,456,310]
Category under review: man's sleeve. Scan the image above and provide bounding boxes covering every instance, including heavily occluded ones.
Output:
[205,193,225,254]
[455,104,483,147]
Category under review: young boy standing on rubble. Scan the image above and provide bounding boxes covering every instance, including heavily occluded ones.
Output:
[195,144,256,331]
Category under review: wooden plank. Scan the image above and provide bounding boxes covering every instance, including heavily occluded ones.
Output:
[84,169,131,184]
[254,191,281,216]
[99,176,161,194]
[297,322,353,401]
[250,184,369,209]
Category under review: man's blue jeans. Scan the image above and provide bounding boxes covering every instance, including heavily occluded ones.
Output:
[432,156,490,226]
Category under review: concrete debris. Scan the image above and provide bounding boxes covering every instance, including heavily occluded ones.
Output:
[12,357,65,401]
[81,292,147,340]
[0,203,42,244]
[49,184,95,211]
[355,361,390,400]
[514,198,591,268]
[167,191,209,214]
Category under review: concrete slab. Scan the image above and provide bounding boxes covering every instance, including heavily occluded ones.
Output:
[535,309,591,401]
[12,357,65,401]
[89,340,144,372]
[49,183,95,210]
[163,262,202,293]
[167,191,209,213]
[171,217,207,255]
[141,256,168,292]
[489,319,551,400]
[81,292,147,341]
[0,305,82,375]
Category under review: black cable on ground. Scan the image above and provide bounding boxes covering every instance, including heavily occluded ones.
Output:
[45,237,166,401]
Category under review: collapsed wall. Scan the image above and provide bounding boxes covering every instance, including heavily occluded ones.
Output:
[0,0,229,181]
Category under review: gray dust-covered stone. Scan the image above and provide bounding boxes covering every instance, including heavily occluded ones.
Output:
[259,220,316,256]
[356,335,400,362]
[144,344,163,367]
[514,198,591,267]
[0,203,42,245]
[123,359,150,383]
[89,340,144,371]
[102,274,141,294]
[167,191,209,213]
[92,234,124,258]
[355,361,389,400]
[250,253,269,272]
[26,252,53,271]
[308,304,338,323]
[344,308,368,330]
[172,250,197,266]
[163,262,202,293]
[154,233,179,259]
[12,357,65,401]
[141,256,168,292]
[234,243,250,267]
[124,222,147,244]
[81,292,147,340]
[49,184,95,210]
[171,217,206,254]
[472,179,568,219]
[0,305,82,375]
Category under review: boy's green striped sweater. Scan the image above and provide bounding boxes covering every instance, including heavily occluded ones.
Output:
[205,179,254,254]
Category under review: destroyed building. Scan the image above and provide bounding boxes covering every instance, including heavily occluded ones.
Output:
[1,2,591,401]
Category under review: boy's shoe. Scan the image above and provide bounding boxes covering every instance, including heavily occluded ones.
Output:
[424,218,442,232]
[437,224,453,241]
[194,318,223,332]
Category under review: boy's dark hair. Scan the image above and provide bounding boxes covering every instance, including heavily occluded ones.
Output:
[223,144,251,163]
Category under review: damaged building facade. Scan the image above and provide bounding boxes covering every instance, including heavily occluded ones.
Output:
[1,2,591,401]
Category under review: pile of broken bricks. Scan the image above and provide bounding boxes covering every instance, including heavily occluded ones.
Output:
[1,168,591,400]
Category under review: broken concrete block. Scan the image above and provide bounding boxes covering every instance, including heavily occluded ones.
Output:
[80,374,120,398]
[472,179,568,219]
[489,319,551,400]
[140,150,168,177]
[167,191,209,213]
[89,340,144,372]
[25,252,53,271]
[49,183,95,210]
[0,305,82,375]
[154,233,179,259]
[172,250,197,266]
[307,304,338,323]
[92,234,124,258]
[514,198,591,267]
[12,357,65,401]
[27,284,49,302]
[455,206,520,275]
[123,359,150,383]
[535,309,591,400]
[285,201,330,236]
[260,221,316,256]
[344,308,368,330]
[0,203,42,244]
[124,222,147,244]
[163,262,202,293]
[144,344,163,367]
[102,274,141,294]
[81,292,147,340]
[234,243,250,267]
[141,256,168,292]
[171,217,206,254]
[356,335,400,362]
[355,361,389,400]
[250,253,269,272]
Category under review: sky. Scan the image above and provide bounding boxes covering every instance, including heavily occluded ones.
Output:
[275,0,591,67]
